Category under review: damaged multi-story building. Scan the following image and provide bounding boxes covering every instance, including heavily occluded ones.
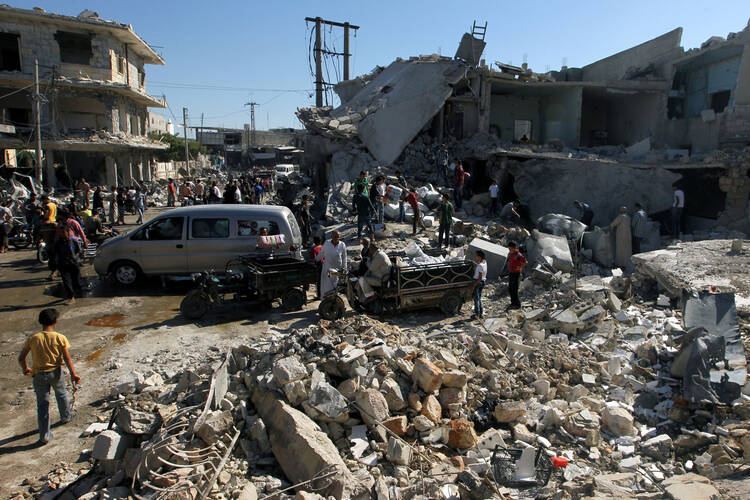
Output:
[298,20,750,232]
[0,5,168,187]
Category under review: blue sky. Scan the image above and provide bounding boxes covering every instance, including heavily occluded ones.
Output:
[12,0,750,132]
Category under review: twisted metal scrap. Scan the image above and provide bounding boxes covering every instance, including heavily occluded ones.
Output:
[132,355,239,500]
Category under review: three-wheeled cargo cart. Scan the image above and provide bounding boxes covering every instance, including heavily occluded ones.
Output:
[180,256,318,320]
[318,257,475,320]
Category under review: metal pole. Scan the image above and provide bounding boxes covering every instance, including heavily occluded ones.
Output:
[33,59,43,185]
[344,22,350,81]
[314,17,322,107]
[183,107,189,175]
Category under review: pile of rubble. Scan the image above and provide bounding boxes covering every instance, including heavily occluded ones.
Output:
[39,250,750,499]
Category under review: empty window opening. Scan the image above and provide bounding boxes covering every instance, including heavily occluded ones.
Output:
[138,69,145,87]
[710,91,730,114]
[117,56,124,74]
[55,31,92,65]
[0,33,21,71]
[5,107,31,126]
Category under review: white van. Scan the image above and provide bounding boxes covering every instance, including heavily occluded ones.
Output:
[274,164,295,182]
[94,205,303,285]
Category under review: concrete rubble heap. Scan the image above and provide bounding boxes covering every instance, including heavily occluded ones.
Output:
[41,247,750,499]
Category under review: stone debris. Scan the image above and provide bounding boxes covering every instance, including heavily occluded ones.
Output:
[32,255,750,499]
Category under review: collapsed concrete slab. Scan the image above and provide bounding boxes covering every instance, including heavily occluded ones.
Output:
[252,390,366,499]
[298,56,467,166]
[510,159,680,226]
[467,238,509,280]
[528,230,574,272]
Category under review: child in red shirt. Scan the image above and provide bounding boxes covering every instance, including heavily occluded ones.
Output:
[507,241,527,310]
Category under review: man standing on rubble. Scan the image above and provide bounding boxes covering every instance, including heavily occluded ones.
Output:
[296,195,313,246]
[18,308,81,444]
[488,179,500,216]
[608,206,632,269]
[353,184,376,240]
[436,144,449,186]
[470,250,487,319]
[631,203,648,254]
[506,241,526,310]
[405,188,427,235]
[453,161,469,210]
[573,200,594,228]
[353,171,369,196]
[671,184,685,239]
[437,192,454,248]
[316,230,346,298]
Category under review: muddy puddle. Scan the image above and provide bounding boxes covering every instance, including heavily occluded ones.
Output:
[86,313,126,327]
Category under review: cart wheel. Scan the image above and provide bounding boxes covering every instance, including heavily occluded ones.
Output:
[440,291,463,315]
[181,290,211,319]
[319,295,346,320]
[282,288,305,311]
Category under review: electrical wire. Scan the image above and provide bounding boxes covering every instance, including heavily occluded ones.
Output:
[0,83,35,102]
[148,81,310,93]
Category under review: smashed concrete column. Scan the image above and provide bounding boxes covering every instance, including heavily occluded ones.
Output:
[252,389,366,499]
[528,230,574,272]
[92,430,134,461]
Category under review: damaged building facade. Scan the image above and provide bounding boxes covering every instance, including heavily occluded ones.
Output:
[0,5,168,187]
[298,20,750,231]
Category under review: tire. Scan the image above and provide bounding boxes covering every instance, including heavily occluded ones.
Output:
[440,291,463,315]
[10,232,31,249]
[37,244,49,264]
[181,290,211,319]
[111,261,140,286]
[318,295,346,320]
[281,288,305,311]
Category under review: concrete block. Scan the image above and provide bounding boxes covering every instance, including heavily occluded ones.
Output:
[422,215,435,227]
[467,238,509,280]
[701,109,716,122]
[626,137,651,159]
[530,230,573,272]
[92,430,133,461]
[386,436,412,465]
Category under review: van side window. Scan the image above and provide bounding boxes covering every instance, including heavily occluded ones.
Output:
[238,220,279,236]
[192,218,229,238]
[131,217,184,241]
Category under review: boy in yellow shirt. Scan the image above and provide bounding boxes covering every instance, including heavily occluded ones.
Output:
[18,308,81,444]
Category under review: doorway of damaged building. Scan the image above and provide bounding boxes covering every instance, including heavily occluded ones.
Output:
[654,166,727,234]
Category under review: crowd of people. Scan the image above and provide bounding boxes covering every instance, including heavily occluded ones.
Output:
[165,174,275,207]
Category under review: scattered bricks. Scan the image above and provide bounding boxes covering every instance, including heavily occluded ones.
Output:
[470,341,495,369]
[407,392,422,412]
[380,378,406,411]
[383,416,408,436]
[512,423,535,444]
[641,434,674,460]
[447,419,478,449]
[386,436,412,465]
[494,400,526,423]
[439,387,466,407]
[413,415,435,432]
[273,356,308,386]
[602,405,634,437]
[355,388,390,426]
[420,394,442,423]
[412,358,443,392]
[197,410,234,445]
[92,430,133,461]
[442,370,468,388]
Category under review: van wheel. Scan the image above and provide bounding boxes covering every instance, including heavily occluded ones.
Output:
[440,291,463,315]
[111,261,140,286]
[319,295,345,320]
[181,290,210,319]
[281,288,305,311]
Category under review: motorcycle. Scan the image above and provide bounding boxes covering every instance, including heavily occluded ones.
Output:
[8,217,32,249]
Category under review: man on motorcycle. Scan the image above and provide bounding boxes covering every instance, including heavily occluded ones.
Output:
[0,200,13,253]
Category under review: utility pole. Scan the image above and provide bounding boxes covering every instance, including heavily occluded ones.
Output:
[305,17,359,107]
[313,17,322,107]
[344,22,350,81]
[198,112,204,148]
[182,107,189,174]
[33,59,43,185]
[245,102,258,145]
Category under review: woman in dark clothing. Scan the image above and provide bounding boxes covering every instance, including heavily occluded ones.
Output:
[92,186,104,212]
[55,231,83,303]
[117,188,126,225]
